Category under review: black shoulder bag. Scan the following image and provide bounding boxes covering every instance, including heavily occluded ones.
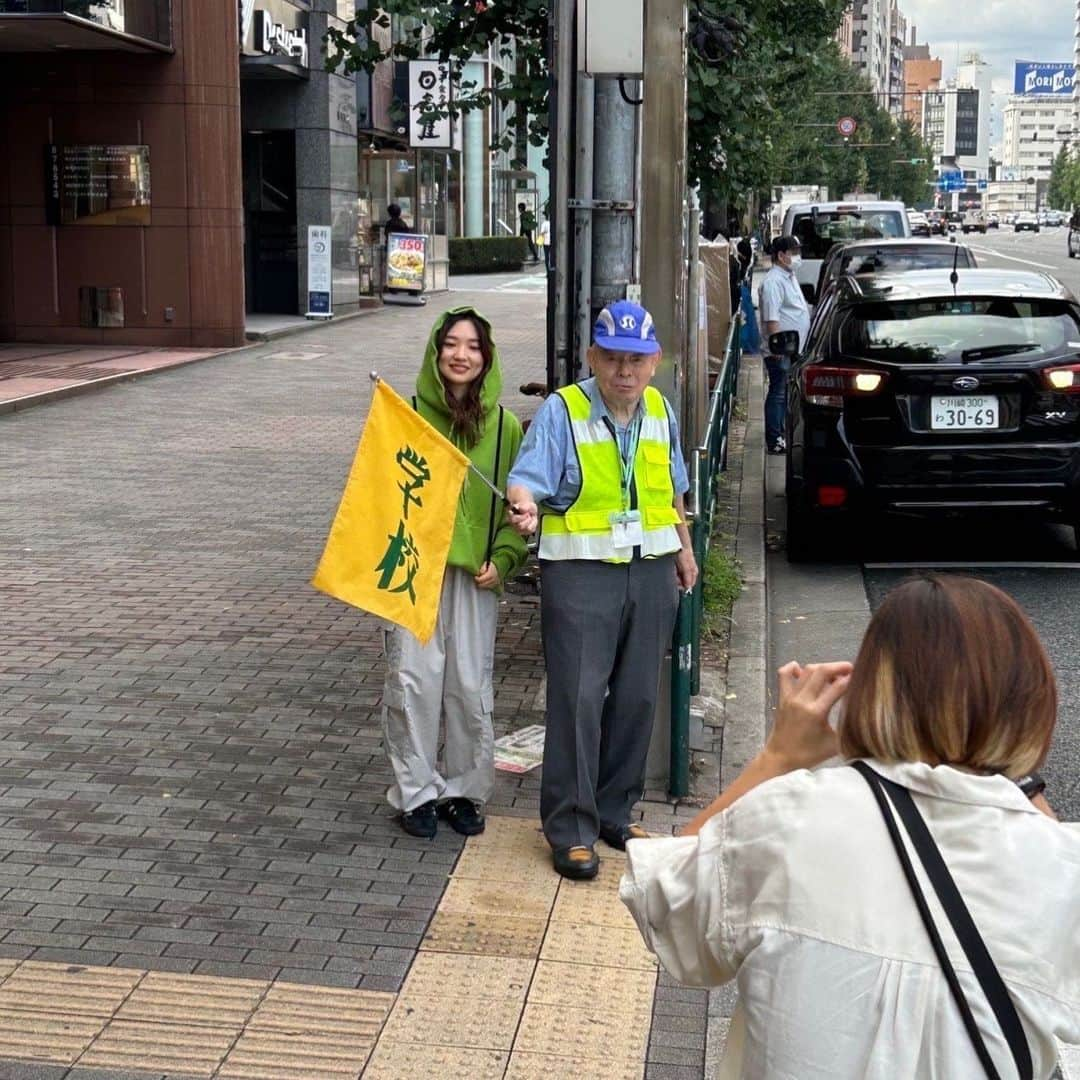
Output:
[850,761,1033,1080]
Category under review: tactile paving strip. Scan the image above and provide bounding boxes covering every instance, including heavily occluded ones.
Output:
[551,878,639,929]
[540,919,658,970]
[217,1029,377,1079]
[505,1050,645,1080]
[451,848,556,884]
[0,1008,104,1065]
[421,910,547,958]
[364,1041,509,1079]
[380,990,524,1051]
[513,1001,651,1061]
[401,952,533,1000]
[439,875,557,920]
[246,983,393,1035]
[0,961,141,1017]
[77,1018,237,1074]
[113,971,266,1027]
[528,960,655,1014]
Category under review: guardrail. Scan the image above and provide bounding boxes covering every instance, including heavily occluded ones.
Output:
[668,313,743,797]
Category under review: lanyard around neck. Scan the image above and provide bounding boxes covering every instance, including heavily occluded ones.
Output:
[602,411,643,509]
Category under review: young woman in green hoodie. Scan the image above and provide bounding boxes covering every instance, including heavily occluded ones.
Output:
[383,307,528,839]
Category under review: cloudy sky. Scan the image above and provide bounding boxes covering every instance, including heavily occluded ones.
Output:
[903,0,1075,141]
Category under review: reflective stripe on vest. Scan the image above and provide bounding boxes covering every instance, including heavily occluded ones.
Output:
[539,384,682,562]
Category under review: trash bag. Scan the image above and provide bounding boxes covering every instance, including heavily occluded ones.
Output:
[739,282,760,353]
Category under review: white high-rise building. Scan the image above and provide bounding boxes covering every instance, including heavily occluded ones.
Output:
[923,53,992,182]
[1002,96,1074,180]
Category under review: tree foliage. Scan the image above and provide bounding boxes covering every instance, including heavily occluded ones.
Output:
[1048,144,1080,211]
[325,2,933,207]
[326,1,550,159]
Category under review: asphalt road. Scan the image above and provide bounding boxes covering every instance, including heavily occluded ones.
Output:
[962,222,1079,290]
[864,568,1080,823]
[770,230,1080,823]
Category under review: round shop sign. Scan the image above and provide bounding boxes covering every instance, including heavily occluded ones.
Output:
[837,116,857,138]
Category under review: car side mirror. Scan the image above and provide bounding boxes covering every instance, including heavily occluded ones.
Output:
[769,330,800,358]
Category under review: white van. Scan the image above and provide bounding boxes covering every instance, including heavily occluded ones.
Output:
[780,200,910,303]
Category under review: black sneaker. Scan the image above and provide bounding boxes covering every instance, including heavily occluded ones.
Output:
[400,800,438,839]
[438,798,485,836]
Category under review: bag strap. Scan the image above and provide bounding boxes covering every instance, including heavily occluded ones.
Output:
[483,406,505,569]
[850,762,1032,1080]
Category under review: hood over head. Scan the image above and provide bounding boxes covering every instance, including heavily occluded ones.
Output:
[416,306,503,420]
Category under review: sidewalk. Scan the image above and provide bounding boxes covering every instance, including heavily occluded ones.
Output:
[0,282,726,1078]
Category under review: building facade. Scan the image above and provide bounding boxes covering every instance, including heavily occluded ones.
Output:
[0,0,247,347]
[0,0,369,346]
[1002,96,1074,180]
[923,54,992,187]
[902,36,942,128]
[886,0,907,118]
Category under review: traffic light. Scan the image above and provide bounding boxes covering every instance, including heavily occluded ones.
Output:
[909,157,927,164]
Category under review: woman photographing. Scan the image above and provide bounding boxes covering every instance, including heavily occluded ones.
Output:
[621,574,1079,1078]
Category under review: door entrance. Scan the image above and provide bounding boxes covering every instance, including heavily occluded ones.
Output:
[243,131,298,315]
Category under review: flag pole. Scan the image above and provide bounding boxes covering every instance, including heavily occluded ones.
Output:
[370,371,511,505]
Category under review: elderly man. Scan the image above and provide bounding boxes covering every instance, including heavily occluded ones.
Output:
[507,301,699,880]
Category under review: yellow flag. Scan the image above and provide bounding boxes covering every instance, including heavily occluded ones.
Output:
[312,379,469,644]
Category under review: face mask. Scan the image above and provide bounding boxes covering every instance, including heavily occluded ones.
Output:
[788,255,802,270]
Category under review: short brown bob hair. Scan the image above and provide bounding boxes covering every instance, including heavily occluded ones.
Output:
[839,574,1056,778]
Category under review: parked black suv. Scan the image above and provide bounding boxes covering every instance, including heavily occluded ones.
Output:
[783,269,1080,559]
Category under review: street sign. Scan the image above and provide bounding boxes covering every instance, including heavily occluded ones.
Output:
[837,116,857,138]
[306,225,332,318]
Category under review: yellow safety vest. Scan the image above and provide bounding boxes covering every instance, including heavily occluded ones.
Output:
[539,384,682,562]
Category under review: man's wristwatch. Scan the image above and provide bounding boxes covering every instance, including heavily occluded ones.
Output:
[1014,771,1047,800]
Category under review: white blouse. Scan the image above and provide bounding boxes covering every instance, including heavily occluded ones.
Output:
[620,761,1080,1079]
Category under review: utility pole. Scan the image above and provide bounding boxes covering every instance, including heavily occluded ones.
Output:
[549,0,645,387]
[549,0,576,389]
[640,0,688,418]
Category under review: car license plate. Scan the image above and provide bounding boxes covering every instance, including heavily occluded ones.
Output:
[930,395,999,431]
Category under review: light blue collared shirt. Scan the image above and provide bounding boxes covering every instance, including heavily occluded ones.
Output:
[507,377,690,511]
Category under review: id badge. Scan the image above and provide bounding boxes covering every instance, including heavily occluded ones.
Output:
[610,509,644,549]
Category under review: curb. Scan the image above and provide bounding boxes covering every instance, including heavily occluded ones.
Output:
[0,306,389,417]
[705,356,767,1073]
[720,358,768,785]
[243,304,381,342]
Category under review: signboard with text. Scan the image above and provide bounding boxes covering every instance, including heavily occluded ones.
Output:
[1013,61,1075,96]
[408,60,454,148]
[45,145,151,226]
[385,233,427,293]
[306,225,333,317]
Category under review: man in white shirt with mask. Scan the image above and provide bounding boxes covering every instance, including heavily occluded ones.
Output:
[758,235,811,454]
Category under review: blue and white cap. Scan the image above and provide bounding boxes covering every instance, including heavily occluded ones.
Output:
[593,300,660,355]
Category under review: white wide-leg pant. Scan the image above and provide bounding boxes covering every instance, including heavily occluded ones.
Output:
[381,566,498,813]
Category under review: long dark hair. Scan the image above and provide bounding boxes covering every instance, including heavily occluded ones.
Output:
[437,312,494,448]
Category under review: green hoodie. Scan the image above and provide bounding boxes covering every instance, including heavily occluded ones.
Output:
[414,307,528,589]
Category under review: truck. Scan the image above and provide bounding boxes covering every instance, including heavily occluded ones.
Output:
[769,185,829,241]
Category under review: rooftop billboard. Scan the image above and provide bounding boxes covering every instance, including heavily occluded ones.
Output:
[1013,61,1075,96]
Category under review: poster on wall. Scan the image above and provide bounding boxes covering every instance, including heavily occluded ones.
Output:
[385,233,427,293]
[306,225,333,318]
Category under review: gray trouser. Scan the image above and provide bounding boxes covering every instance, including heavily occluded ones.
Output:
[381,567,498,813]
[539,556,680,850]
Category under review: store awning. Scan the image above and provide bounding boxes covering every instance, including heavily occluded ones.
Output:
[0,13,172,53]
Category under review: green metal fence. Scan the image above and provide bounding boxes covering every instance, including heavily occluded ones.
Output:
[668,314,743,797]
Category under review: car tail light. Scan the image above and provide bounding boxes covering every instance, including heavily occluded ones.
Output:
[1042,364,1080,392]
[817,485,848,508]
[801,366,888,407]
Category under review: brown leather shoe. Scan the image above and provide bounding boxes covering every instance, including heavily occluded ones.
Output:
[552,845,599,880]
[599,822,650,851]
